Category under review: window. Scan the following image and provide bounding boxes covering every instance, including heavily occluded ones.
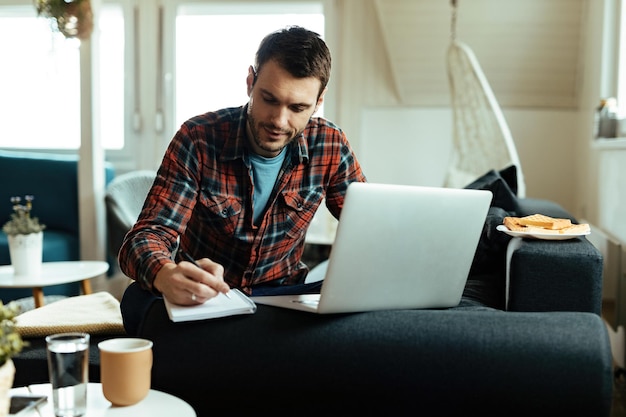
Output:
[98,4,125,150]
[0,0,326,170]
[597,0,626,136]
[0,6,81,149]
[0,2,124,150]
[173,3,324,128]
[619,0,626,119]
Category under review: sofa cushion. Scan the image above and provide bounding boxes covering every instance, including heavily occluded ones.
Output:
[516,197,576,221]
[0,231,78,266]
[138,301,613,416]
[0,149,115,240]
[0,230,81,301]
[0,150,82,235]
[40,230,80,262]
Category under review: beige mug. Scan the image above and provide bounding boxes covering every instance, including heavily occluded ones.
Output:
[98,338,153,406]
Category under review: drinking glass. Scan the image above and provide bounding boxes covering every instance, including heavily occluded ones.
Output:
[46,332,90,417]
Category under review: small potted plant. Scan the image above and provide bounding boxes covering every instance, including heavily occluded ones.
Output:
[0,301,27,416]
[35,0,94,40]
[2,196,46,276]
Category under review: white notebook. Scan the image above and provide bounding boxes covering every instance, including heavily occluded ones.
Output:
[163,289,256,322]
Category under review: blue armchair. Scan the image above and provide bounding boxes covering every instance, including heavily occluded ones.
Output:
[0,150,115,301]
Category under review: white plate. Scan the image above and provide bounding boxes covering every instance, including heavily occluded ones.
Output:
[496,225,590,241]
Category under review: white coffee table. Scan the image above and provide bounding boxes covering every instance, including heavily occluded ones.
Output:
[0,261,109,308]
[10,383,196,417]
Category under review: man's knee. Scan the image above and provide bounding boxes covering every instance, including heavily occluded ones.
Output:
[120,282,160,335]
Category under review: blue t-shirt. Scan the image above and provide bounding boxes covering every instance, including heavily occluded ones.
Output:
[249,148,287,225]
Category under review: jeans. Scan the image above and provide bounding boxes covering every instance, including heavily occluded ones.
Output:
[120,279,324,336]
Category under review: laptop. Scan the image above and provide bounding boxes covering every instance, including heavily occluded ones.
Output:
[251,182,492,314]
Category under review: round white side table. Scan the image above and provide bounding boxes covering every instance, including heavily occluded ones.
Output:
[0,261,109,307]
[10,382,196,417]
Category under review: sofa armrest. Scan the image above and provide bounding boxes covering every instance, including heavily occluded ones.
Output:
[507,236,604,314]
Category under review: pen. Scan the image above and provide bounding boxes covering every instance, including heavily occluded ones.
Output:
[178,250,231,299]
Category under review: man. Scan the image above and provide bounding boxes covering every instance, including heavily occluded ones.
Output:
[118,26,366,333]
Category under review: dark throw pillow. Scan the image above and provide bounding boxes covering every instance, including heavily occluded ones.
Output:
[461,166,520,310]
[463,165,520,213]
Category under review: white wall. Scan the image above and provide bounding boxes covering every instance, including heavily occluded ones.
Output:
[505,109,580,208]
[598,149,626,243]
[359,107,579,212]
[359,108,452,187]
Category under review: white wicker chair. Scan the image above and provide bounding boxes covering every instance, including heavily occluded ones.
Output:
[105,170,156,258]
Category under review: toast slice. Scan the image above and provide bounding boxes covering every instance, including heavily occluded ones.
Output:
[516,214,572,230]
[503,216,526,232]
[558,223,591,234]
[503,214,588,235]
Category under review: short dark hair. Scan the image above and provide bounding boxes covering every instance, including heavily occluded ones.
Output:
[254,25,331,97]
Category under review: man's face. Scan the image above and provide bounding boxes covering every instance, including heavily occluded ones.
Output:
[246,59,326,158]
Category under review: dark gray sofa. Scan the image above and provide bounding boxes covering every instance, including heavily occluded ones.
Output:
[135,197,612,417]
[143,305,609,417]
[12,196,613,417]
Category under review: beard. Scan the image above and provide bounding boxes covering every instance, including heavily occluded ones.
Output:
[246,111,301,156]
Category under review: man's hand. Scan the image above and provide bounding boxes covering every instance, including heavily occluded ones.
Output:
[153,257,230,305]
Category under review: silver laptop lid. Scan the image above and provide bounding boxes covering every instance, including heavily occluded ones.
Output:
[315,182,492,313]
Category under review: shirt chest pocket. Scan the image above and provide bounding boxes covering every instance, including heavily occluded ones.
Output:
[197,192,243,235]
[279,188,324,240]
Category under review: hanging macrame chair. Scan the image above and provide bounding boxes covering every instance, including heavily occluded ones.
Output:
[444,0,526,197]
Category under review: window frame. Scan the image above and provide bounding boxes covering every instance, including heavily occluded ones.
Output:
[0,0,335,172]
[160,0,332,148]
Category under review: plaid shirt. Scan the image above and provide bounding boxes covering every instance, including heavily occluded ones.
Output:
[118,105,366,294]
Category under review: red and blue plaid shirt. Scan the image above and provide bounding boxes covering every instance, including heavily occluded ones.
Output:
[118,105,366,294]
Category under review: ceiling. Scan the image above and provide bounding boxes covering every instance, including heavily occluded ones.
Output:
[373,0,586,108]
